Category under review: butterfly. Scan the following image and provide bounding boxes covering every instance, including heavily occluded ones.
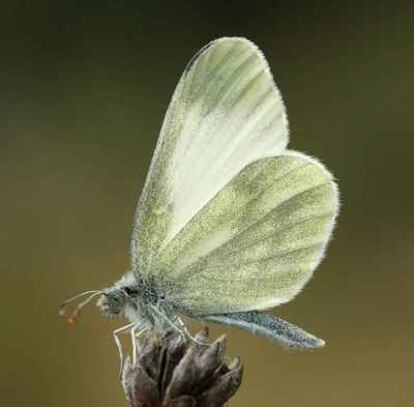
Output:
[60,37,339,366]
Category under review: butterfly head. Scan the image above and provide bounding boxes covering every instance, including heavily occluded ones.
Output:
[97,272,141,319]
[97,288,129,318]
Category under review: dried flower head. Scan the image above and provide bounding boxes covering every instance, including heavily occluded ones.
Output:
[121,328,243,407]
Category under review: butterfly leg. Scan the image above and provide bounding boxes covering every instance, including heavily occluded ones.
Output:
[176,316,209,346]
[131,326,147,365]
[149,304,207,346]
[113,322,136,377]
[149,304,185,335]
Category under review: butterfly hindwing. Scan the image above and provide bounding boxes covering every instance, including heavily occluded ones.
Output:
[157,152,338,315]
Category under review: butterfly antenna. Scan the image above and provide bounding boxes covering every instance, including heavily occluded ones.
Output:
[59,290,102,324]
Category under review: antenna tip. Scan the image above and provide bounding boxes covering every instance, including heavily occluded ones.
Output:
[67,309,80,325]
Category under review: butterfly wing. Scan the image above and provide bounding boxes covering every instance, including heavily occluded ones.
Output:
[157,152,338,315]
[204,311,325,348]
[131,37,289,276]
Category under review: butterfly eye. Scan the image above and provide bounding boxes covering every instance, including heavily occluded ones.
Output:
[123,287,137,296]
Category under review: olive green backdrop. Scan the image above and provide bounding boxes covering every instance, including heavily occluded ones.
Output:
[1,1,413,406]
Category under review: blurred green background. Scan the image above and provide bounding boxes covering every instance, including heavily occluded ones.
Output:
[1,1,413,406]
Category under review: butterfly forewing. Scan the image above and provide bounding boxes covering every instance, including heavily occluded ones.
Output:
[131,37,289,276]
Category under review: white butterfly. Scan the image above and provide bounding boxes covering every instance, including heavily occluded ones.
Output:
[61,37,339,366]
